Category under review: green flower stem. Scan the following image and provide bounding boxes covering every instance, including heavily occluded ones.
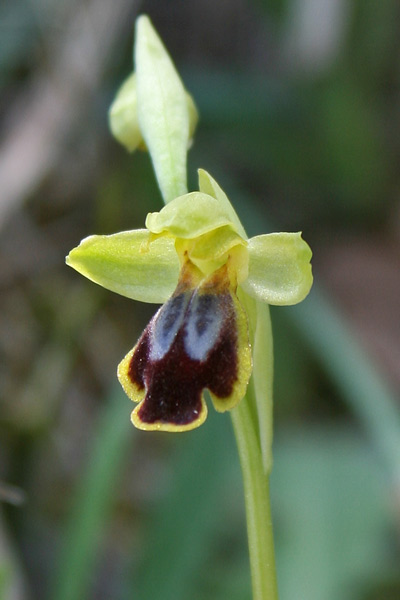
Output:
[231,297,278,599]
[231,398,278,600]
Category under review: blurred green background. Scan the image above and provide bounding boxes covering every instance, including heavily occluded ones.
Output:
[1,1,399,599]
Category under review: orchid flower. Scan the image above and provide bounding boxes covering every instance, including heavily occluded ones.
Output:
[66,169,312,432]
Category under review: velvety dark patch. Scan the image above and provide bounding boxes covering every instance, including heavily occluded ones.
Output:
[128,292,238,426]
[128,332,148,391]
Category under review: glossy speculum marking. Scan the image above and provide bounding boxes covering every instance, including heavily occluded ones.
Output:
[128,288,238,428]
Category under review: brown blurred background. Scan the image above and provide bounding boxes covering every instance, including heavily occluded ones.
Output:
[1,1,399,599]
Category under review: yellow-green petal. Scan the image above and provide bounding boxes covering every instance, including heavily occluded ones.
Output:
[66,230,179,304]
[242,232,313,305]
[108,73,143,152]
[146,192,240,239]
[135,15,192,203]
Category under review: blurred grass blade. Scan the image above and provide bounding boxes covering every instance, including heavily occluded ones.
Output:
[272,426,390,600]
[49,387,133,600]
[126,410,238,600]
[231,179,400,486]
[289,287,400,483]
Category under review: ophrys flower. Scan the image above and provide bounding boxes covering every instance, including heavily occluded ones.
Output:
[67,169,312,431]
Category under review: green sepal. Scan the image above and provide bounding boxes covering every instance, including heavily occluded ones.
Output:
[145,192,241,239]
[66,230,179,304]
[198,169,247,239]
[242,232,313,305]
[135,15,195,203]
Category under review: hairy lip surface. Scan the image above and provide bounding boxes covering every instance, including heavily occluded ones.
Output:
[128,289,238,426]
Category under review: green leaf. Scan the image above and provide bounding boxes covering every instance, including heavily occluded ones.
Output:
[242,232,313,305]
[135,15,192,203]
[66,229,179,304]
